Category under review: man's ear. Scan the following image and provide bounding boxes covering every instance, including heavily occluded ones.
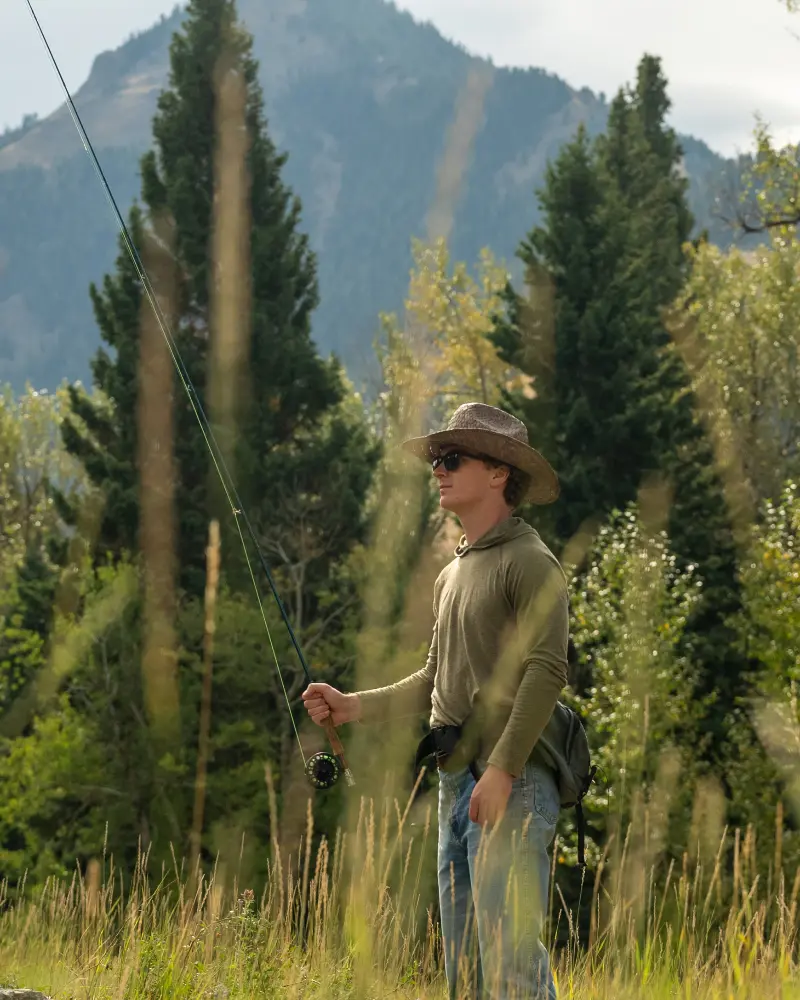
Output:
[491,464,510,491]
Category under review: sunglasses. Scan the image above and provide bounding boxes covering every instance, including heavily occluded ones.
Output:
[431,450,485,473]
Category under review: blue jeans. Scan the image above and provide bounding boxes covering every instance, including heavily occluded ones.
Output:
[437,759,559,1000]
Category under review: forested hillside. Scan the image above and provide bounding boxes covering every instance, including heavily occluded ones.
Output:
[0,0,739,390]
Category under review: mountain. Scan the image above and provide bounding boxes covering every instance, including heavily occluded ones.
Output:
[0,0,743,391]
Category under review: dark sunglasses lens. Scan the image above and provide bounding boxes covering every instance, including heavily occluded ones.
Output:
[432,452,464,472]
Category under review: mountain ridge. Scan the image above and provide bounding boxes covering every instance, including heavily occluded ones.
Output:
[0,0,738,390]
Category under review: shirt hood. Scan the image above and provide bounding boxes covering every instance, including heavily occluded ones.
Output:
[454,516,536,557]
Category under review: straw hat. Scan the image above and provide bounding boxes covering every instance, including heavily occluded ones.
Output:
[402,402,559,505]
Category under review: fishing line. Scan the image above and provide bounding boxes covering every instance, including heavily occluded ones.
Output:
[24,0,324,771]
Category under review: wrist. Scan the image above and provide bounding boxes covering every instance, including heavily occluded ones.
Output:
[348,692,362,722]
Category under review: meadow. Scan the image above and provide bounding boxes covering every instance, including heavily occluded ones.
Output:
[2,783,799,999]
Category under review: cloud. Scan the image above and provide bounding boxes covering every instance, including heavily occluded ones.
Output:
[667,82,800,154]
[2,0,799,156]
[0,0,176,132]
[395,0,800,155]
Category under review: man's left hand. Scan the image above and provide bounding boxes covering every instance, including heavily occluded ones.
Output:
[469,764,514,826]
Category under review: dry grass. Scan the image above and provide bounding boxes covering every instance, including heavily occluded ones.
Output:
[2,789,800,999]
[0,789,440,1000]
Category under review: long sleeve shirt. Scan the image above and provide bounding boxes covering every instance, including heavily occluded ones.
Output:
[357,516,569,777]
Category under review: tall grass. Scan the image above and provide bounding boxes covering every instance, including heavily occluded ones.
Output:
[2,795,800,999]
[0,785,439,1000]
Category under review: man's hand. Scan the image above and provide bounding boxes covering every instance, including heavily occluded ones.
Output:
[469,764,514,827]
[302,683,361,727]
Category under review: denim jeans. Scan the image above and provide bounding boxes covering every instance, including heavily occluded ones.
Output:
[437,759,559,1000]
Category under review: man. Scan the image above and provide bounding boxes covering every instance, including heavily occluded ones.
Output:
[302,402,568,1000]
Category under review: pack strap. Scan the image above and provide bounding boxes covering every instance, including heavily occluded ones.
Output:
[413,729,441,774]
[574,765,597,870]
[575,801,586,870]
[414,727,480,783]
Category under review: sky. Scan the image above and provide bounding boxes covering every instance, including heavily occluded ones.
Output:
[2,0,800,157]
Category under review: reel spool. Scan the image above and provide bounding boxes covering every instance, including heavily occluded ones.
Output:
[305,750,342,789]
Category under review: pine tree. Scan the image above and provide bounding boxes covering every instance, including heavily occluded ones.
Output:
[59,0,374,601]
[610,59,743,740]
[493,56,708,542]
[53,0,378,863]
[492,124,609,546]
[493,56,744,752]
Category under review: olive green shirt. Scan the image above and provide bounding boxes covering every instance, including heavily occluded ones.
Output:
[358,516,569,777]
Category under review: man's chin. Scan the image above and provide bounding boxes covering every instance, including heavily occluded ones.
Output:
[439,492,458,512]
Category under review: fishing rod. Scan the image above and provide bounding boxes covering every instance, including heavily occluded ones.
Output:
[24,0,353,791]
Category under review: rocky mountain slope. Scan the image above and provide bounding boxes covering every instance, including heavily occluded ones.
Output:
[0,0,738,390]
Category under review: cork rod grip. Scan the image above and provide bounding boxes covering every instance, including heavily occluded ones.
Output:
[323,716,355,787]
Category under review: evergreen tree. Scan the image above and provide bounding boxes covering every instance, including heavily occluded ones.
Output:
[491,123,617,546]
[495,57,695,545]
[50,0,378,864]
[59,0,375,601]
[15,543,60,638]
[493,56,743,751]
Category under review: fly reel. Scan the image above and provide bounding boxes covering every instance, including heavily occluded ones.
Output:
[305,750,342,789]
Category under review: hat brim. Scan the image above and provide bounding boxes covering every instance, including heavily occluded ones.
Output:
[401,429,559,505]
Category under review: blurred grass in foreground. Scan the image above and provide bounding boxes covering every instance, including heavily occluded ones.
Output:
[2,795,800,1000]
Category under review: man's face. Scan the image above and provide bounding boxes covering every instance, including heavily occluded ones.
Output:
[432,448,504,513]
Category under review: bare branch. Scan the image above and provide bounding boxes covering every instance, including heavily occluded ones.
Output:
[738,212,800,234]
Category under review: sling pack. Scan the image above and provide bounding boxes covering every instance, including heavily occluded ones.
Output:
[414,691,597,868]
[531,700,596,868]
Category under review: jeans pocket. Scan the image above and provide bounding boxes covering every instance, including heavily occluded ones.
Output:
[530,763,560,827]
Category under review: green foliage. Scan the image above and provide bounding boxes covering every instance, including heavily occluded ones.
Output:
[0,615,45,719]
[490,122,608,545]
[0,695,108,885]
[675,237,800,504]
[0,386,84,722]
[177,590,289,868]
[375,238,524,424]
[0,556,347,883]
[0,386,85,585]
[663,219,800,744]
[738,121,800,235]
[0,362,378,883]
[738,483,800,686]
[566,508,704,866]
[721,483,800,873]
